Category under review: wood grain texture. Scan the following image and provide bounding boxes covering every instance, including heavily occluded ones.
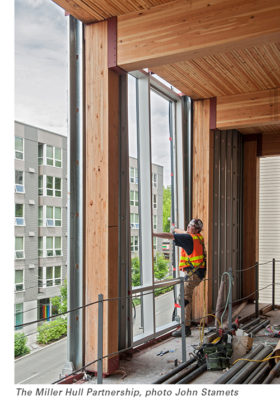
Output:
[192,99,213,320]
[217,88,280,129]
[151,42,280,99]
[52,0,174,23]
[85,21,119,373]
[118,0,280,70]
[261,135,280,156]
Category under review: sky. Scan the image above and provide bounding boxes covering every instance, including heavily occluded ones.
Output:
[14,0,174,185]
[15,0,68,135]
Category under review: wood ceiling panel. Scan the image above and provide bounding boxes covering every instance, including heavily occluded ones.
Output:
[52,0,175,23]
[151,42,280,99]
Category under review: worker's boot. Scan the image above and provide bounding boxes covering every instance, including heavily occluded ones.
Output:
[171,326,191,337]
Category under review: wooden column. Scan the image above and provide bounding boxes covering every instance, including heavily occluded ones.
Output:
[84,21,120,374]
[192,99,214,320]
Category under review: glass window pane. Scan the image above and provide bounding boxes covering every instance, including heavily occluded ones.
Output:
[55,178,61,189]
[55,207,61,219]
[46,206,53,218]
[46,237,53,249]
[15,136,23,151]
[15,270,23,283]
[15,204,23,217]
[46,267,53,279]
[46,145,53,158]
[55,147,61,160]
[47,176,53,188]
[55,237,61,248]
[55,267,61,278]
[15,171,23,185]
[15,237,23,250]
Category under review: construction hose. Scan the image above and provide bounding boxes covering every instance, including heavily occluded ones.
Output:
[214,344,264,384]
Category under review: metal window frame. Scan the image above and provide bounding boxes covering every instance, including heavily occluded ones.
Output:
[129,70,185,345]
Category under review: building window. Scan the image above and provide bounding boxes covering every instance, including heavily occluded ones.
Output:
[15,237,24,259]
[153,238,157,250]
[38,267,43,288]
[46,236,62,257]
[38,266,62,288]
[15,136,24,160]
[38,237,43,257]
[15,170,24,193]
[130,190,139,206]
[131,235,139,252]
[46,266,62,287]
[15,269,24,292]
[130,213,139,229]
[152,173,157,187]
[15,303,23,330]
[153,215,157,230]
[46,206,62,227]
[46,145,62,167]
[38,176,43,196]
[46,176,62,197]
[15,204,24,226]
[38,143,43,165]
[130,167,138,184]
[153,194,157,209]
[38,206,43,227]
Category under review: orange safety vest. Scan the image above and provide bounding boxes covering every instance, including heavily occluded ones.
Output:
[179,233,206,271]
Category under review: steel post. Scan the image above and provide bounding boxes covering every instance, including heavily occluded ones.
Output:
[66,15,84,372]
[249,363,271,384]
[255,262,259,318]
[97,294,104,384]
[247,319,269,335]
[272,258,275,311]
[180,277,187,363]
[228,268,233,330]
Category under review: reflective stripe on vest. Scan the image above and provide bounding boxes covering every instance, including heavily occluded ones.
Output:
[179,233,205,270]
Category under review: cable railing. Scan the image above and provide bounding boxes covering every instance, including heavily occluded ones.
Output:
[14,258,279,384]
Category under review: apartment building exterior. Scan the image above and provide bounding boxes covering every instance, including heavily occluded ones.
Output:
[14,121,67,344]
[129,156,164,257]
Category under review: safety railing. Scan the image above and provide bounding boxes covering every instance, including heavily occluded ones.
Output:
[14,258,280,384]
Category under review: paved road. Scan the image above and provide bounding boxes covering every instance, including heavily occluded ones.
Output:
[15,292,176,384]
[15,338,67,384]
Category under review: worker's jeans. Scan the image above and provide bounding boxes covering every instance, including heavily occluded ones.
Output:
[184,272,203,327]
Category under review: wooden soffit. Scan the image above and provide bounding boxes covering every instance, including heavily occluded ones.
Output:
[51,0,175,23]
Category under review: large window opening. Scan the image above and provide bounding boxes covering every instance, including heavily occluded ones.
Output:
[128,72,183,344]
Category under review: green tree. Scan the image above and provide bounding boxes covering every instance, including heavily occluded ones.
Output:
[50,280,67,315]
[14,332,30,357]
[131,257,141,287]
[154,253,169,280]
[163,187,171,232]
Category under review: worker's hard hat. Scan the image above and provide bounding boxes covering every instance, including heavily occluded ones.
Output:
[188,218,203,232]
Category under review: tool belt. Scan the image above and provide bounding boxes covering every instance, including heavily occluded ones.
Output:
[202,334,233,370]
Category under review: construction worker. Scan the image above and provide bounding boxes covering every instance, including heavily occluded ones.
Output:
[153,218,206,337]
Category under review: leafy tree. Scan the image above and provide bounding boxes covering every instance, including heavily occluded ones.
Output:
[131,257,141,287]
[163,187,171,232]
[154,253,169,280]
[51,280,67,315]
[15,332,30,357]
